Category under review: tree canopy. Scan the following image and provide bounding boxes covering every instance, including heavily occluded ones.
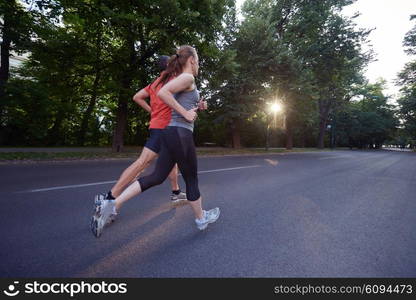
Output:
[0,0,405,150]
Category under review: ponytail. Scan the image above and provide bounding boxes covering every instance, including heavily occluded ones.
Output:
[156,45,196,88]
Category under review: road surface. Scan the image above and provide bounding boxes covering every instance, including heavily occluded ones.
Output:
[1,150,415,277]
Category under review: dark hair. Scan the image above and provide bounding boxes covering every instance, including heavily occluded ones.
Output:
[156,45,197,87]
[158,55,170,71]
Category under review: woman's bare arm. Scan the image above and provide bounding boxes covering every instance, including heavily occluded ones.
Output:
[157,73,197,122]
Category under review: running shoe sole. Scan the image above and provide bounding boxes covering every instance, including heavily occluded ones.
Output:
[91,194,106,237]
[90,215,102,237]
[171,198,189,208]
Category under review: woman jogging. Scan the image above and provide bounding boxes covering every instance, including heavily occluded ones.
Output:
[92,56,195,229]
[91,46,219,237]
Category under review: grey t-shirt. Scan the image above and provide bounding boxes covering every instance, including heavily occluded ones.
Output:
[168,88,199,132]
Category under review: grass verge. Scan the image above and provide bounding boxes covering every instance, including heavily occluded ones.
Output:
[0,147,339,163]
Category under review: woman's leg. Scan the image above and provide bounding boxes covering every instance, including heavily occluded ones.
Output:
[164,127,210,221]
[188,198,204,220]
[165,127,220,229]
[174,137,203,219]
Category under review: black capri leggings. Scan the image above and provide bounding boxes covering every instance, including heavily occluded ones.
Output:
[138,126,200,201]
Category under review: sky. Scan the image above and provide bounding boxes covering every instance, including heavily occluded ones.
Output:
[236,0,416,101]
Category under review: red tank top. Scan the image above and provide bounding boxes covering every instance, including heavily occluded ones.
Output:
[144,76,172,129]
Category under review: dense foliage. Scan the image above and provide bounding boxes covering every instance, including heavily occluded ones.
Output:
[0,0,405,150]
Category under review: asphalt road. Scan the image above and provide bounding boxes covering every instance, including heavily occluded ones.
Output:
[1,150,415,277]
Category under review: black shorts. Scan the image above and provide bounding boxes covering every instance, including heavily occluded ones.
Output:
[144,129,163,154]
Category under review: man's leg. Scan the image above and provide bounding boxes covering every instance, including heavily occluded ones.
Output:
[91,144,175,237]
[110,147,157,198]
[115,144,176,212]
[168,164,188,206]
[168,164,180,191]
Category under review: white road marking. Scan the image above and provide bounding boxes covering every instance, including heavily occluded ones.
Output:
[196,165,260,174]
[26,181,118,193]
[22,165,261,193]
[318,155,352,160]
[264,159,278,166]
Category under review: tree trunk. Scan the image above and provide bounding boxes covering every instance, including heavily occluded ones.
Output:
[299,124,306,148]
[265,124,270,151]
[78,71,101,146]
[0,18,11,118]
[78,28,102,146]
[317,100,330,149]
[112,67,136,152]
[317,118,327,149]
[112,35,137,152]
[285,113,293,150]
[231,118,241,149]
[48,110,65,145]
[112,89,129,152]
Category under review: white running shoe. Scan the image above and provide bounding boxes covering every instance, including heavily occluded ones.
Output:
[93,193,117,224]
[91,195,116,238]
[171,191,188,207]
[195,207,220,230]
[107,208,118,224]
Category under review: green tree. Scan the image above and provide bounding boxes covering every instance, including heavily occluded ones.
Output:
[4,0,235,149]
[310,8,371,148]
[102,0,235,151]
[397,15,416,148]
[211,0,369,150]
[334,81,398,149]
[0,0,33,140]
